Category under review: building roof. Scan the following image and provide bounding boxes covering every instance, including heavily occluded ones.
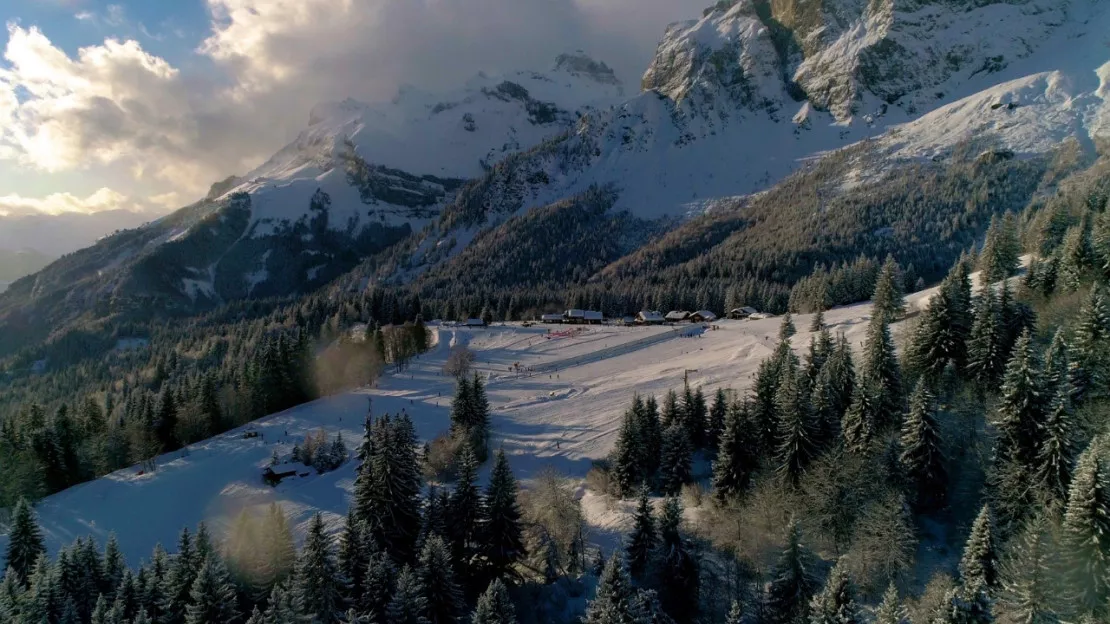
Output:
[665,310,691,321]
[541,313,564,321]
[584,311,604,321]
[637,311,665,322]
[565,309,586,318]
[465,318,486,326]
[730,306,759,315]
[693,310,717,320]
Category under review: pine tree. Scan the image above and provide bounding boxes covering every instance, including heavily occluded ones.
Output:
[267,503,297,587]
[338,511,371,607]
[630,589,675,624]
[1035,381,1076,506]
[1073,285,1110,400]
[583,554,636,624]
[360,552,396,621]
[708,389,728,454]
[766,518,817,624]
[154,387,179,452]
[636,396,663,482]
[966,289,1005,388]
[842,380,880,455]
[660,390,680,431]
[657,497,698,621]
[780,314,797,341]
[293,513,342,623]
[808,558,860,624]
[263,581,299,624]
[959,505,999,594]
[611,409,644,497]
[626,486,656,580]
[979,213,1021,284]
[875,584,907,624]
[997,514,1059,624]
[933,586,994,624]
[993,330,1046,504]
[162,527,197,624]
[417,535,462,624]
[184,556,240,624]
[1058,222,1093,291]
[809,307,826,334]
[0,567,25,621]
[713,401,758,503]
[471,579,517,624]
[775,367,816,486]
[387,566,428,624]
[873,256,906,323]
[6,498,45,584]
[103,534,125,596]
[447,444,482,586]
[861,314,903,430]
[659,424,692,496]
[907,263,971,378]
[1061,438,1110,617]
[725,601,744,624]
[480,449,524,582]
[900,379,947,511]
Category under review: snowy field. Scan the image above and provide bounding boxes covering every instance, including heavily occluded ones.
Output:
[0,281,956,566]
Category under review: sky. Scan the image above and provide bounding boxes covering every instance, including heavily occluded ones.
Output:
[0,0,708,225]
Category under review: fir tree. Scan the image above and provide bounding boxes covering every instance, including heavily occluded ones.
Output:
[997,514,1059,624]
[808,558,860,624]
[630,589,675,624]
[657,497,698,621]
[1035,381,1076,506]
[184,556,240,624]
[583,554,636,624]
[162,527,197,624]
[264,581,299,624]
[5,498,45,584]
[725,601,744,624]
[1073,285,1110,400]
[775,367,816,486]
[103,534,125,596]
[417,535,463,624]
[471,579,516,624]
[966,289,1005,389]
[873,256,906,323]
[338,511,371,607]
[933,586,994,624]
[447,444,482,585]
[636,396,663,482]
[900,379,947,511]
[660,390,680,431]
[480,449,524,582]
[979,213,1021,284]
[1061,439,1110,617]
[708,389,728,455]
[861,314,902,430]
[713,401,758,503]
[360,552,396,621]
[0,568,25,621]
[809,307,826,334]
[993,330,1046,502]
[293,513,342,623]
[842,380,880,455]
[626,486,656,580]
[659,424,693,496]
[766,519,817,624]
[611,409,644,497]
[875,584,907,624]
[959,505,1000,594]
[387,566,428,624]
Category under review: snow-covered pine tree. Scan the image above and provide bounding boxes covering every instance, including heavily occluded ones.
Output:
[725,600,743,624]
[6,498,46,583]
[996,514,1059,624]
[766,518,817,624]
[184,556,239,624]
[659,423,693,496]
[959,505,1000,594]
[447,444,482,586]
[626,485,656,580]
[338,510,371,606]
[900,379,947,511]
[657,497,698,621]
[359,551,395,621]
[611,408,644,497]
[472,579,516,624]
[713,400,758,503]
[874,584,907,624]
[387,566,429,624]
[635,395,663,482]
[479,449,524,582]
[661,390,680,431]
[292,513,342,623]
[417,535,463,624]
[992,330,1047,519]
[861,314,903,430]
[775,366,816,486]
[966,288,1005,389]
[872,256,906,324]
[264,581,299,624]
[583,554,636,624]
[1058,222,1093,291]
[708,388,728,453]
[0,567,25,620]
[1035,380,1076,506]
[842,380,880,455]
[630,588,675,624]
[1073,285,1110,400]
[1061,438,1110,617]
[161,527,197,624]
[808,557,860,624]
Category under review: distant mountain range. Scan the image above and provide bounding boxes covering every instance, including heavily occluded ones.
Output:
[0,248,54,285]
[1,1,1108,354]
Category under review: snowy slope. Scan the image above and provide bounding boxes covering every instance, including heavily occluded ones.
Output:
[0,267,983,565]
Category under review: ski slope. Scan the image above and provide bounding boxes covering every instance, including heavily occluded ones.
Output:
[0,279,960,566]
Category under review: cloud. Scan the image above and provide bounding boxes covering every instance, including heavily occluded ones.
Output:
[0,0,707,208]
[0,187,141,216]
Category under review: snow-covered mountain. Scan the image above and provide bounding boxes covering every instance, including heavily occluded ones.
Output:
[1,1,1107,338]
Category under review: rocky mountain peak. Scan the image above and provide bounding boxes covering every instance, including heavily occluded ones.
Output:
[552,51,623,87]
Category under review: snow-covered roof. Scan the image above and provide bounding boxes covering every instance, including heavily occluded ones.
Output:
[541,314,564,321]
[565,309,586,318]
[584,311,604,321]
[693,310,717,320]
[637,311,665,322]
[665,311,691,321]
[465,318,486,326]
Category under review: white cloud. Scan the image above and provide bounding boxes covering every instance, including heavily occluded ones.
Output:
[0,187,140,216]
[0,0,707,210]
